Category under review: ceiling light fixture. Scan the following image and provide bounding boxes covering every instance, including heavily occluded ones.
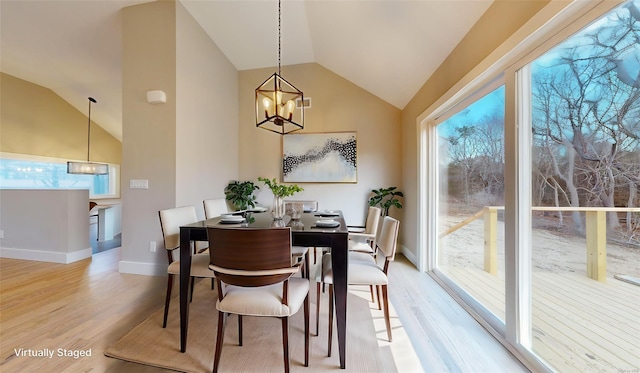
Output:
[67,97,109,175]
[255,0,304,135]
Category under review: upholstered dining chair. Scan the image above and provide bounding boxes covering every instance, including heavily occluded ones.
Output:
[347,206,382,255]
[159,206,215,328]
[207,226,310,373]
[285,200,321,266]
[203,198,229,219]
[317,216,399,355]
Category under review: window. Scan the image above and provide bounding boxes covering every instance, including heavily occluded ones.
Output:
[527,2,639,369]
[435,85,506,324]
[0,154,119,199]
[422,0,639,371]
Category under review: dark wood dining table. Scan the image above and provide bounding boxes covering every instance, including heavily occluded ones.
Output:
[179,209,350,368]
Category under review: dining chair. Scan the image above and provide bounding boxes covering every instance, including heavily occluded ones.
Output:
[285,200,322,265]
[348,206,382,255]
[203,198,229,219]
[89,201,99,241]
[341,206,383,305]
[159,206,215,328]
[317,216,399,355]
[207,226,310,373]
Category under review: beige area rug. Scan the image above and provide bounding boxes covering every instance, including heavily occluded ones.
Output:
[105,279,390,372]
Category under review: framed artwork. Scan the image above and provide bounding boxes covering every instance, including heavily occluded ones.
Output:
[282,132,357,183]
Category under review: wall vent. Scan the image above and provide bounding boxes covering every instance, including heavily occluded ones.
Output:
[296,97,311,109]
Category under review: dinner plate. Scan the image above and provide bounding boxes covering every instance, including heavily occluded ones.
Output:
[316,212,339,217]
[246,206,267,213]
[316,219,340,228]
[220,216,245,224]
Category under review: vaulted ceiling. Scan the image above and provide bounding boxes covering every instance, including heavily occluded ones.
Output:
[0,0,493,141]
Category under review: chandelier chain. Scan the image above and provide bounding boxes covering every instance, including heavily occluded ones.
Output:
[278,0,281,76]
[87,98,93,162]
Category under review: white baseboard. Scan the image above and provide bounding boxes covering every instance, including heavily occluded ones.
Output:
[399,245,417,266]
[119,260,166,276]
[0,247,92,264]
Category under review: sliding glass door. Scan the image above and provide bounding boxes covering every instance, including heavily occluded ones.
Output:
[425,1,640,371]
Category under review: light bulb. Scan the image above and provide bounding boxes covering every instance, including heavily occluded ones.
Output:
[263,97,273,118]
[284,100,295,120]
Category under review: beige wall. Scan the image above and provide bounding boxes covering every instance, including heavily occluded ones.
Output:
[401,0,550,262]
[0,73,122,163]
[239,63,402,225]
[120,0,239,274]
[175,2,239,209]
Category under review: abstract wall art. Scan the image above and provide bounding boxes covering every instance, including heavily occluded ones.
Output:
[282,132,357,183]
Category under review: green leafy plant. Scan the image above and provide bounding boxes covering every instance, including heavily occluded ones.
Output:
[258,177,303,198]
[224,180,259,210]
[368,186,403,216]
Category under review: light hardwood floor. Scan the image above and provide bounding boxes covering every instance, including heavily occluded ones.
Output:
[0,247,526,372]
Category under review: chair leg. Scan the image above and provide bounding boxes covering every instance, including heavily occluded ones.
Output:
[382,285,392,342]
[163,274,173,328]
[304,251,310,280]
[377,285,382,310]
[282,317,290,373]
[315,281,321,336]
[213,311,226,373]
[238,315,243,346]
[304,293,310,367]
[369,285,375,303]
[313,247,317,264]
[211,278,215,290]
[327,284,334,357]
[190,277,195,302]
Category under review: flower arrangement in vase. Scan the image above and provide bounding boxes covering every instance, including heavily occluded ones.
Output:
[258,177,303,220]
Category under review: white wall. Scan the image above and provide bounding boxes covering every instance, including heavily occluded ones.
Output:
[0,189,91,263]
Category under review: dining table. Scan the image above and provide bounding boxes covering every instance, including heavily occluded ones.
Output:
[179,208,350,369]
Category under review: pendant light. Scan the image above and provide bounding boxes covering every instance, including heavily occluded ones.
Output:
[67,97,109,175]
[255,0,304,135]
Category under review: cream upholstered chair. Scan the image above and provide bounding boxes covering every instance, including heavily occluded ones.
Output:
[318,216,399,355]
[207,226,310,373]
[203,198,229,219]
[284,200,316,271]
[348,206,382,255]
[285,200,321,266]
[159,206,215,328]
[343,206,382,305]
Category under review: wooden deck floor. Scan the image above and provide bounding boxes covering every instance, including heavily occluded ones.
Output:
[441,266,640,372]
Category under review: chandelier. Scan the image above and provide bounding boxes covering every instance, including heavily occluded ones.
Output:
[255,0,304,135]
[67,97,109,175]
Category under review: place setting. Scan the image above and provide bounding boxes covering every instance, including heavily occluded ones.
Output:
[313,218,341,228]
[314,210,340,218]
[218,214,246,224]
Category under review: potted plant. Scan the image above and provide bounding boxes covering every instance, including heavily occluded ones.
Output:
[368,186,403,217]
[224,180,259,211]
[258,177,303,219]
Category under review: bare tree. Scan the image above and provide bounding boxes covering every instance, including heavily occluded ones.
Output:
[531,2,640,234]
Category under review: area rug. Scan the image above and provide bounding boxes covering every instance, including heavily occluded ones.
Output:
[105,280,389,372]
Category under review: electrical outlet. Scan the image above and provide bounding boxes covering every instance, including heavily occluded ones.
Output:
[0,230,4,239]
[149,241,156,253]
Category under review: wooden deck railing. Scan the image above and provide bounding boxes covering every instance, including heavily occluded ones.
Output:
[440,206,640,282]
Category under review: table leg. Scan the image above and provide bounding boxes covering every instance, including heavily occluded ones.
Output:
[179,227,192,352]
[330,233,348,369]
